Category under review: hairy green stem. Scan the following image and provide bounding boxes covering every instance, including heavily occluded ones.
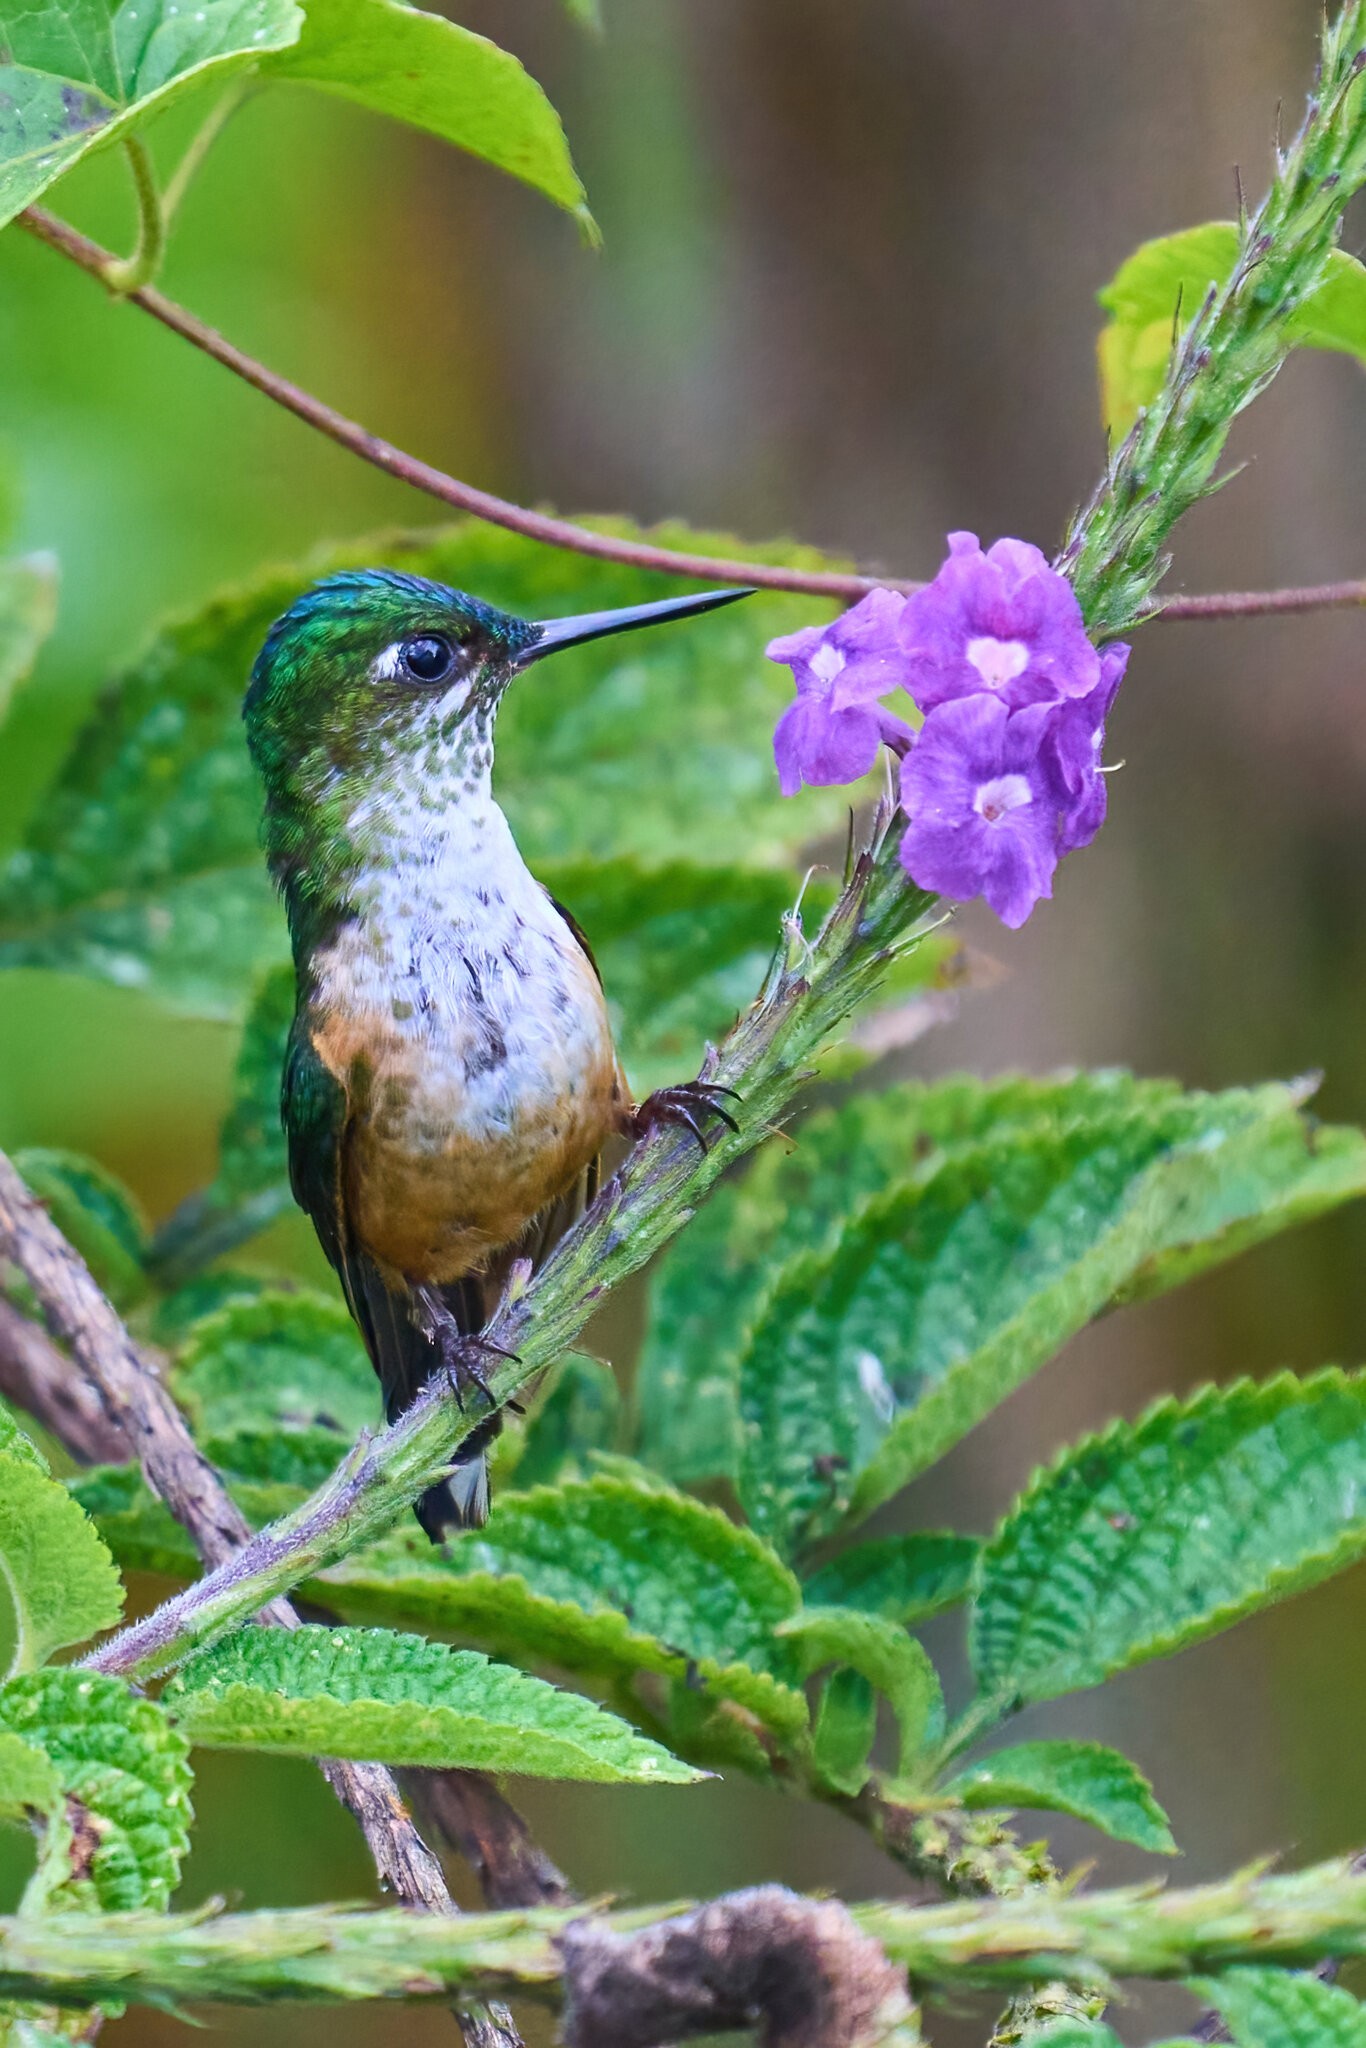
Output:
[1,1863,1366,2011]
[82,820,933,1683]
[101,138,166,296]
[1061,2,1366,636]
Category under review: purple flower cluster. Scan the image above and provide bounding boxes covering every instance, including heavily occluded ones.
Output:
[767,532,1128,927]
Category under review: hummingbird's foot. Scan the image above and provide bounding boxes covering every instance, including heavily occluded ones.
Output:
[413,1289,519,1411]
[629,1080,741,1153]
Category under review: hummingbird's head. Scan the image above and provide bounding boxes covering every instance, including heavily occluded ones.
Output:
[244,568,752,894]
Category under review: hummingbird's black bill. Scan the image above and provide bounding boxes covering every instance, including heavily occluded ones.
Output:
[515,586,754,668]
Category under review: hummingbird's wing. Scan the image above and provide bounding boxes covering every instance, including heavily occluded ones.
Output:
[544,887,632,1116]
[543,889,602,984]
[281,1015,350,1279]
[281,1017,407,1395]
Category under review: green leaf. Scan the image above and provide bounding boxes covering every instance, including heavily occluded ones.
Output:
[803,1532,981,1624]
[0,554,57,728]
[321,1475,809,1741]
[12,1148,148,1310]
[734,1078,1366,1556]
[0,0,304,230]
[812,1666,876,1798]
[779,1607,942,1778]
[0,521,846,1018]
[1098,222,1366,434]
[1191,1967,1366,2048]
[0,1451,123,1672]
[636,1070,1187,1488]
[0,1669,192,1910]
[971,1370,1366,1709]
[171,1289,375,1443]
[512,1354,621,1492]
[0,1731,60,1821]
[263,0,589,226]
[944,1739,1175,1854]
[165,1623,698,1782]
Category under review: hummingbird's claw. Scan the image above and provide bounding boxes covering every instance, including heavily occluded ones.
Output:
[413,1289,519,1412]
[631,1080,742,1153]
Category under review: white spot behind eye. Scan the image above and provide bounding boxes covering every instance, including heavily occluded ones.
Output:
[855,1349,896,1425]
[433,677,472,721]
[371,643,405,683]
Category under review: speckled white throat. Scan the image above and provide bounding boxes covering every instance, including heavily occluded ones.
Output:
[305,711,622,1288]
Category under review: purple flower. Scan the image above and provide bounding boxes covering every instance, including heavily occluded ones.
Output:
[898,695,1065,928]
[768,587,914,795]
[1042,641,1129,855]
[897,531,1101,712]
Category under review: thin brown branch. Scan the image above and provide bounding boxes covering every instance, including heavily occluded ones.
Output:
[0,1296,128,1465]
[14,207,877,602]
[15,204,1363,627]
[0,1152,520,2048]
[403,1770,575,1910]
[1158,578,1366,619]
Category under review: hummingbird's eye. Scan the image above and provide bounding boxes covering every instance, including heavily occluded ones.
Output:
[398,635,456,685]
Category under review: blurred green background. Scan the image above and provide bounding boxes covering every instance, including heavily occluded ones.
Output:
[3,0,1366,2040]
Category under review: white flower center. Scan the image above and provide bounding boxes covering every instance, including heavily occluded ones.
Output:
[809,642,847,687]
[966,635,1029,689]
[973,773,1032,825]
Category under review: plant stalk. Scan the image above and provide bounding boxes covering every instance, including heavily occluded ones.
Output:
[101,139,166,296]
[1,1863,1366,2011]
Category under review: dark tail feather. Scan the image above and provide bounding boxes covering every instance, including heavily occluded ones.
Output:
[346,1258,497,1540]
[414,1420,497,1540]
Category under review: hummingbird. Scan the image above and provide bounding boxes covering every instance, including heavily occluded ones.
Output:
[243,570,749,1538]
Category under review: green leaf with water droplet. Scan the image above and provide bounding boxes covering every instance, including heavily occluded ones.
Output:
[732,1077,1366,1557]
[0,0,304,229]
[637,1070,1182,1490]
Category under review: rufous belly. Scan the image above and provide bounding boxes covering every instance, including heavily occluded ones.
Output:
[310,948,624,1288]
